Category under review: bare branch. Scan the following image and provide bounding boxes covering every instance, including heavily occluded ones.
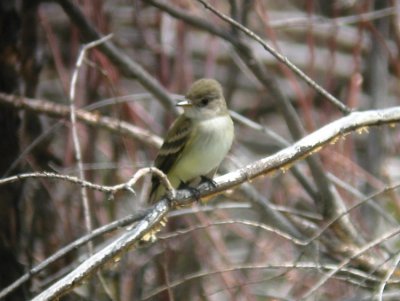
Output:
[301,226,400,299]
[197,0,352,114]
[0,167,175,200]
[144,0,361,247]
[121,167,176,199]
[30,200,170,301]
[54,0,177,112]
[69,35,112,251]
[24,105,400,300]
[0,93,162,147]
[0,212,147,299]
[0,172,114,192]
[377,251,400,301]
[1,107,399,206]
[143,261,398,300]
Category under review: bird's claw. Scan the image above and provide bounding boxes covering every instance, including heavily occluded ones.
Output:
[200,175,217,188]
[179,181,201,202]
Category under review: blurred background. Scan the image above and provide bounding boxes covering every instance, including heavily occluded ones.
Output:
[1,0,400,300]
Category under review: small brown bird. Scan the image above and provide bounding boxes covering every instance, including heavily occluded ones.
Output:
[149,78,234,204]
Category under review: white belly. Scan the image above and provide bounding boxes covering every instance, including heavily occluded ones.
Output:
[169,115,234,184]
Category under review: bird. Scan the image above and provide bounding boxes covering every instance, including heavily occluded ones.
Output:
[148,78,234,204]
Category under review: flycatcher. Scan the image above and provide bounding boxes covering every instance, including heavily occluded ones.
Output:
[149,78,234,204]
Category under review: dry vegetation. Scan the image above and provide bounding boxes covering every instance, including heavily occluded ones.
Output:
[1,0,400,300]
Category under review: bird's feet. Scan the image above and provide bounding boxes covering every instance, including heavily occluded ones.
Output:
[178,181,201,202]
[200,175,217,188]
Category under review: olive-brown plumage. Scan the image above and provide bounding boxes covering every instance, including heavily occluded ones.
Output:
[149,78,234,204]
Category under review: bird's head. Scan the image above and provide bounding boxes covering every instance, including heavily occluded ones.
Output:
[177,78,228,120]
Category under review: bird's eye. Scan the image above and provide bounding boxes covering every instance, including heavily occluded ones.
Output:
[200,98,209,107]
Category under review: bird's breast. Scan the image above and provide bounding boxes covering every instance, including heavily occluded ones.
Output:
[171,115,234,182]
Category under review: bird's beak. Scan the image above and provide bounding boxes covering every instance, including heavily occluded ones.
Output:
[176,99,193,107]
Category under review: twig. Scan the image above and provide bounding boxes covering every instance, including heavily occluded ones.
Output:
[55,0,177,112]
[0,92,163,148]
[2,108,400,201]
[69,35,116,297]
[211,107,400,199]
[3,122,63,176]
[230,110,289,146]
[162,219,307,245]
[328,173,398,226]
[143,261,396,300]
[305,183,400,245]
[30,200,170,301]
[0,172,115,192]
[196,0,352,114]
[0,165,174,299]
[8,106,400,300]
[69,35,113,252]
[144,0,358,245]
[0,212,147,299]
[300,226,400,299]
[269,6,395,29]
[377,250,400,301]
[3,180,400,299]
[119,167,176,198]
[0,167,175,199]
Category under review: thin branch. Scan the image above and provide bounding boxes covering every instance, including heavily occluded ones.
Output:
[0,172,115,192]
[118,167,176,198]
[5,179,397,299]
[204,107,400,202]
[0,165,173,299]
[269,6,396,29]
[328,173,399,226]
[144,0,360,246]
[230,110,318,200]
[2,202,300,299]
[230,110,289,146]
[1,86,315,225]
[196,0,361,243]
[3,122,63,177]
[54,0,177,112]
[377,250,400,301]
[18,106,400,300]
[0,167,173,198]
[306,183,400,245]
[300,226,400,299]
[30,200,170,301]
[162,219,307,245]
[0,93,162,148]
[69,35,112,251]
[1,108,399,204]
[195,0,351,114]
[142,261,397,300]
[0,212,147,299]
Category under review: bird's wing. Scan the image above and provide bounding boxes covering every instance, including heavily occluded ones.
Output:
[150,115,193,200]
